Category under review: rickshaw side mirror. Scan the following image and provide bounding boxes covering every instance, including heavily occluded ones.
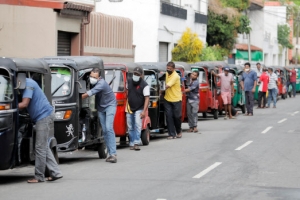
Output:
[160,81,166,90]
[77,80,87,94]
[15,73,26,89]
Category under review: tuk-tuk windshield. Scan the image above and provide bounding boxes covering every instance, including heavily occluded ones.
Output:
[51,67,72,97]
[105,70,124,92]
[0,69,13,102]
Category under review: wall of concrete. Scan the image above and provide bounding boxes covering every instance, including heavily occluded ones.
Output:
[0,4,57,58]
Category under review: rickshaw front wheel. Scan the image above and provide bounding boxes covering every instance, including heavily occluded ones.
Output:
[97,142,107,159]
[213,109,218,119]
[202,112,207,118]
[141,127,150,146]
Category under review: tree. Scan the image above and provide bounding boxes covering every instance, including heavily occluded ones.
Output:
[200,45,229,61]
[172,28,204,63]
[207,0,251,53]
[278,24,293,49]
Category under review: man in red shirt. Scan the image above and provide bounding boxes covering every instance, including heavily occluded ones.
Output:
[285,66,297,98]
[257,68,269,108]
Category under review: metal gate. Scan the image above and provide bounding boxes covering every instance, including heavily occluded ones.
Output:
[159,42,168,62]
[57,31,71,56]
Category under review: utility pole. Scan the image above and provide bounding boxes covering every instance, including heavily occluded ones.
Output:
[245,9,251,62]
[296,13,299,66]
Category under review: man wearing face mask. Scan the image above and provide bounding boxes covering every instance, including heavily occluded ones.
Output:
[163,62,182,140]
[212,66,235,120]
[126,67,150,150]
[240,62,257,116]
[82,68,117,163]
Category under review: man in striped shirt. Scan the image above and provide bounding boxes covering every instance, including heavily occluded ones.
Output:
[266,68,278,108]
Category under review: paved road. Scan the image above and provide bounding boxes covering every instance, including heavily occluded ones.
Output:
[1,97,300,200]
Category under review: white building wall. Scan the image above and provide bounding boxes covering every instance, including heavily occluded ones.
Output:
[96,0,207,62]
[158,5,207,61]
[96,0,160,62]
[237,6,287,66]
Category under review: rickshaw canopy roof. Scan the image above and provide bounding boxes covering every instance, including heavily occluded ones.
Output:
[104,62,143,72]
[0,57,50,74]
[43,56,104,71]
[194,61,228,69]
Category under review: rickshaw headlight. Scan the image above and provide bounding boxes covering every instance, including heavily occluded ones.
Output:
[55,110,72,120]
[0,104,10,110]
[55,111,65,119]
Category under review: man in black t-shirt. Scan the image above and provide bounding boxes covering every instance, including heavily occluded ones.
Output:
[126,67,150,150]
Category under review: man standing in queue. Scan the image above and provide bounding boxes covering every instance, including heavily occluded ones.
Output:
[18,78,63,183]
[184,71,200,132]
[212,67,235,120]
[285,66,297,98]
[240,62,257,116]
[126,67,150,150]
[164,62,182,140]
[82,68,117,163]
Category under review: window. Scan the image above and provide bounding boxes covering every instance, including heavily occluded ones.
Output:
[51,67,72,97]
[0,68,13,102]
[144,71,158,91]
[105,70,124,92]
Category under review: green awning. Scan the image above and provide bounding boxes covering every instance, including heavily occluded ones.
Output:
[236,50,263,61]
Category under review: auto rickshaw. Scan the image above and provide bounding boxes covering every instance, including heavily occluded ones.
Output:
[189,62,219,119]
[42,56,107,159]
[229,64,246,113]
[0,57,58,170]
[286,65,300,93]
[103,63,151,145]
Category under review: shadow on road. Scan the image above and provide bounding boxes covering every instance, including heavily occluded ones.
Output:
[0,175,32,185]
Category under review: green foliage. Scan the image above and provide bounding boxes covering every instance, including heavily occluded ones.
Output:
[220,0,249,11]
[172,28,204,63]
[207,11,237,51]
[237,15,251,34]
[278,24,293,49]
[200,45,229,61]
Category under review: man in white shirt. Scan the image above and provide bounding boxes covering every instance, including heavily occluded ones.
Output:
[266,68,278,108]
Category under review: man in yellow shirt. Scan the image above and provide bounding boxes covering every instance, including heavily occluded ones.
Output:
[164,62,182,139]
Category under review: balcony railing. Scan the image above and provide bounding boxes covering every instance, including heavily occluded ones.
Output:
[160,1,187,20]
[195,12,207,24]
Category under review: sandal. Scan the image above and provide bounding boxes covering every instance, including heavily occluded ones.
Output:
[134,144,140,151]
[176,133,182,138]
[106,155,117,163]
[248,113,253,116]
[27,178,44,183]
[244,113,249,116]
[229,116,236,119]
[188,128,193,132]
[224,116,228,120]
[129,146,134,150]
[46,176,63,182]
[167,136,176,140]
[193,128,198,133]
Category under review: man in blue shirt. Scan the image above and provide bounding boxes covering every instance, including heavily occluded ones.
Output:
[18,78,62,183]
[240,62,257,116]
[184,71,199,133]
[82,68,117,163]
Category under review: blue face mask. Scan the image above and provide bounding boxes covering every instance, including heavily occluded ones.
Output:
[132,74,140,82]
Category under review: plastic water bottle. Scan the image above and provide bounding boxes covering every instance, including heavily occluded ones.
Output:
[82,124,86,142]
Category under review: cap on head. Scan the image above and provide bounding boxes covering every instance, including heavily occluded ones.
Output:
[133,66,143,76]
[224,67,230,71]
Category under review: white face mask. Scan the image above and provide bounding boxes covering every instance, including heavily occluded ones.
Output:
[245,68,250,72]
[132,74,140,82]
[90,77,98,85]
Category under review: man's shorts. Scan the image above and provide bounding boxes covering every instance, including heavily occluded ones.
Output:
[221,91,231,105]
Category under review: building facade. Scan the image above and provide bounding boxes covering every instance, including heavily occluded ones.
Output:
[234,0,290,66]
[96,0,208,62]
[0,0,134,62]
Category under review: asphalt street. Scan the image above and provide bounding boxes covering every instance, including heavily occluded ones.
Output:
[1,97,300,200]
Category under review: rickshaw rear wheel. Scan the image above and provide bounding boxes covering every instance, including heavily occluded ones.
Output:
[97,142,107,159]
[120,136,127,144]
[241,105,246,114]
[202,112,207,118]
[218,110,223,115]
[213,109,218,119]
[141,126,150,146]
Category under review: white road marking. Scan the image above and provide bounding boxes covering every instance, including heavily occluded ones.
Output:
[278,118,287,123]
[294,111,299,114]
[157,199,167,200]
[235,141,253,151]
[262,126,273,134]
[193,162,222,179]
[288,130,295,133]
